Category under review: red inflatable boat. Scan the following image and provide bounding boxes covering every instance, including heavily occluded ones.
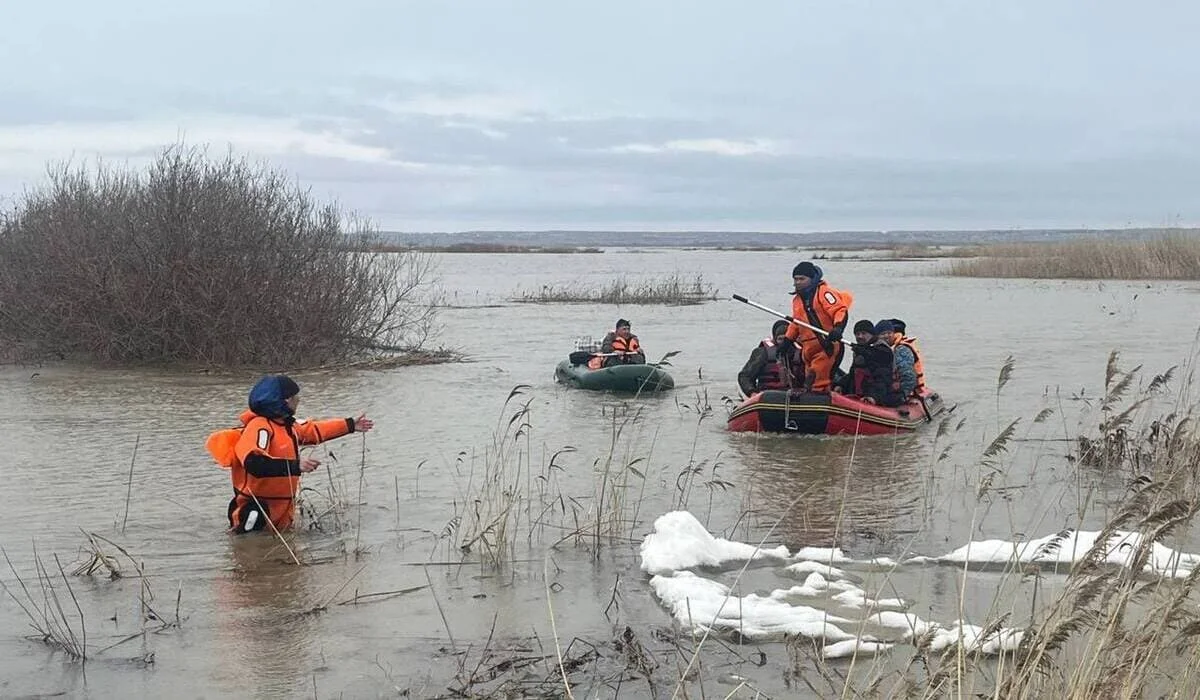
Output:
[726,388,945,435]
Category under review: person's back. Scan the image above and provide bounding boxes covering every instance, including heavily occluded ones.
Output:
[739,320,801,396]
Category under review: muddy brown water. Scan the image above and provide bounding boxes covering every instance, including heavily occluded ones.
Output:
[1,249,1198,698]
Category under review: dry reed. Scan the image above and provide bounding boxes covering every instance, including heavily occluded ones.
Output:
[944,235,1200,279]
[512,273,718,305]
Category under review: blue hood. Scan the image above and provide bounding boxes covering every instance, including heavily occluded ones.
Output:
[248,374,299,419]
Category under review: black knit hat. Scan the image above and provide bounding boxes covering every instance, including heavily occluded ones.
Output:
[615,318,631,329]
[853,320,875,334]
[772,320,790,337]
[889,318,907,334]
[792,261,819,278]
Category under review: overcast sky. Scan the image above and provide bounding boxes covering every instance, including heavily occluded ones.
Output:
[2,1,1198,232]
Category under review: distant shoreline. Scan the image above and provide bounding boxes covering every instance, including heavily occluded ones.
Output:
[377,226,1200,250]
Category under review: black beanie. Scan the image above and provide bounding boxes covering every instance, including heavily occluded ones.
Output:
[890,318,907,334]
[616,318,631,329]
[853,320,875,334]
[792,261,819,278]
[772,320,790,337]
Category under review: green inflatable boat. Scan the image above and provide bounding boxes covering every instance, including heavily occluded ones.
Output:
[554,359,675,393]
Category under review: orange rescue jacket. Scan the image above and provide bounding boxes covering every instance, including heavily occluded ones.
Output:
[891,336,926,396]
[785,281,853,345]
[588,334,642,369]
[231,409,354,501]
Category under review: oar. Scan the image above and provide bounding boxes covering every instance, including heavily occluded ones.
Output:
[731,294,833,338]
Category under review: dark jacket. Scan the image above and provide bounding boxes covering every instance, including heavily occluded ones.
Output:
[738,340,802,396]
[838,341,897,404]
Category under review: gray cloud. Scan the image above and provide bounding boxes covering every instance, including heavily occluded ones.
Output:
[3,0,1200,230]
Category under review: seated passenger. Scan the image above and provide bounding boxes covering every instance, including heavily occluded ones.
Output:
[835,320,895,404]
[589,318,646,369]
[738,320,804,396]
[876,319,926,405]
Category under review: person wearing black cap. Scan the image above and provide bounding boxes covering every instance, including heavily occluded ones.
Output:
[834,320,895,404]
[780,261,854,393]
[213,373,375,534]
[877,319,925,400]
[737,320,804,396]
[592,318,645,368]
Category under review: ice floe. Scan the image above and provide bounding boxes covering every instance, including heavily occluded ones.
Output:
[638,511,1200,659]
[638,510,792,576]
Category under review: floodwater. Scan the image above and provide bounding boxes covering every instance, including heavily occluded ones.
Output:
[1,248,1198,698]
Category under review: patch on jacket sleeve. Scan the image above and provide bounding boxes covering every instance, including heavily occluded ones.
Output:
[823,291,838,305]
[256,428,270,450]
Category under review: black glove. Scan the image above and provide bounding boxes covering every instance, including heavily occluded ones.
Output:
[778,336,794,352]
[825,326,843,344]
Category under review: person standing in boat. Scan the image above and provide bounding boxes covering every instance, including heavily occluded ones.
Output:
[834,319,894,403]
[738,320,804,396]
[780,261,853,393]
[590,318,646,369]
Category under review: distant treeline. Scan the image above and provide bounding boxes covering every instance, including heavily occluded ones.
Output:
[378,227,1200,250]
[367,241,602,254]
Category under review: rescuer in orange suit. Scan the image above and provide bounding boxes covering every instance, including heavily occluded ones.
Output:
[781,261,853,393]
[225,374,374,533]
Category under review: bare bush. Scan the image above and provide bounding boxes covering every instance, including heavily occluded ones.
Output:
[0,144,440,366]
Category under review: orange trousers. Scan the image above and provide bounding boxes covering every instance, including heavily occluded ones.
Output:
[800,339,844,393]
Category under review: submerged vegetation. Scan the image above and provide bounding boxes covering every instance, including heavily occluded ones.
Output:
[512,273,719,305]
[0,144,443,367]
[945,234,1200,279]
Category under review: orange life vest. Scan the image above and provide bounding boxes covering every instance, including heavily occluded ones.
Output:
[786,281,853,346]
[587,334,641,369]
[218,410,354,531]
[890,336,926,397]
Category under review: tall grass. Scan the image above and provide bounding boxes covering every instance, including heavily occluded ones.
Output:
[443,383,712,568]
[512,273,718,305]
[944,235,1200,279]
